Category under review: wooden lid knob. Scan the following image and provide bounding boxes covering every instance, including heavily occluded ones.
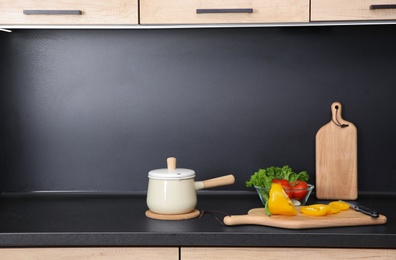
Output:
[167,157,176,171]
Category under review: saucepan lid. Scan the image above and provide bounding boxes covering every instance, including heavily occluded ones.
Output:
[148,157,195,180]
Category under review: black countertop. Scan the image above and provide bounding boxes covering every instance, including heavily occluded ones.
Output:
[0,192,395,248]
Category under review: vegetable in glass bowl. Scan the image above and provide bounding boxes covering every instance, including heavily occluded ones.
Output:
[246,166,314,215]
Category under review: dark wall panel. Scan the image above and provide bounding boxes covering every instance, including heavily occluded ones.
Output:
[1,26,395,193]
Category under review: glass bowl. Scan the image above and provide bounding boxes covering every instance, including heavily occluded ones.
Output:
[254,184,314,207]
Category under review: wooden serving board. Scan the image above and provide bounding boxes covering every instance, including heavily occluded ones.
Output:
[315,102,358,200]
[223,208,387,229]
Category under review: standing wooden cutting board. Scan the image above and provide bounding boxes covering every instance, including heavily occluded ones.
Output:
[316,102,358,200]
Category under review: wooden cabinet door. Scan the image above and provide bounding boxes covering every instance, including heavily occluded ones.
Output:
[0,0,138,25]
[311,0,396,21]
[181,247,396,260]
[0,247,179,260]
[140,0,309,24]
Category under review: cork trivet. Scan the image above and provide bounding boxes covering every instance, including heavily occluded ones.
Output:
[145,209,200,220]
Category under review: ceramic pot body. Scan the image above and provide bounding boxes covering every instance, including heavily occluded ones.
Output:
[147,177,197,214]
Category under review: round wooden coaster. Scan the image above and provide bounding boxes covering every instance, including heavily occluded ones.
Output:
[145,209,200,220]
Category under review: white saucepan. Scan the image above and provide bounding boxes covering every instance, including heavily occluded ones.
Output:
[147,157,235,215]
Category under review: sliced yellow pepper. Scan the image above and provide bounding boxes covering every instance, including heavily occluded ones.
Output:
[328,204,341,214]
[300,204,330,216]
[300,201,350,216]
[268,183,297,216]
[329,201,350,211]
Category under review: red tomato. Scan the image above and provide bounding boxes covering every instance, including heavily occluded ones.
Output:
[272,179,294,198]
[290,180,309,200]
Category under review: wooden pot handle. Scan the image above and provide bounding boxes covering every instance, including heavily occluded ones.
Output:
[195,174,235,190]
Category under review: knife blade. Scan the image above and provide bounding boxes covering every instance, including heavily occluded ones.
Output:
[340,200,379,218]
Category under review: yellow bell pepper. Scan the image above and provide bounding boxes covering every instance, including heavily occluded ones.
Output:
[300,201,351,216]
[300,204,330,216]
[328,204,341,214]
[329,201,350,211]
[268,183,297,216]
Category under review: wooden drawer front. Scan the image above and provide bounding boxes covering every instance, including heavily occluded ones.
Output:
[0,0,138,25]
[140,0,309,24]
[311,0,396,21]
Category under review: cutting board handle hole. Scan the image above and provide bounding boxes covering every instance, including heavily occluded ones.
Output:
[332,105,349,128]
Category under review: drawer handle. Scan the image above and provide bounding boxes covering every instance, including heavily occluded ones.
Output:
[23,10,82,15]
[370,4,396,10]
[196,8,253,14]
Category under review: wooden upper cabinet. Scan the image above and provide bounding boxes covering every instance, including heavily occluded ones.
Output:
[140,0,310,24]
[0,0,138,25]
[311,0,396,21]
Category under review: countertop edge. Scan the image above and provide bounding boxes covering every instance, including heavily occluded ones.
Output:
[1,232,396,248]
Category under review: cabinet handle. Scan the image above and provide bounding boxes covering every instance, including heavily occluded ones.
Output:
[196,8,253,14]
[23,10,82,15]
[370,4,396,10]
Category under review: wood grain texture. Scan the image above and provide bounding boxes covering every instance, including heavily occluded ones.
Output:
[0,0,138,25]
[140,0,309,24]
[316,102,358,200]
[0,247,179,260]
[223,207,386,229]
[311,0,396,21]
[182,247,396,260]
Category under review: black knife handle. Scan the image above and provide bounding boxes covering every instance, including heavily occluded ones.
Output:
[355,205,379,218]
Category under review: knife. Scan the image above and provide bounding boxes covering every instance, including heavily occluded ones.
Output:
[341,200,379,218]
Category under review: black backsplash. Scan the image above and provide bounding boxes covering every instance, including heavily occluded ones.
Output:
[1,26,395,193]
